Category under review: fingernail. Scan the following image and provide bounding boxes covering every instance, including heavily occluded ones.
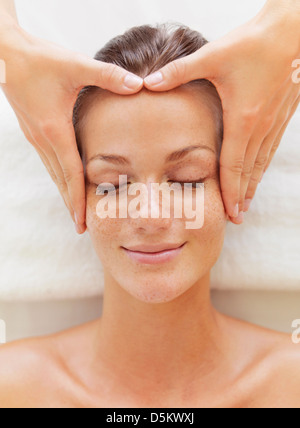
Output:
[243,199,252,212]
[124,73,143,90]
[232,203,239,218]
[236,211,244,223]
[144,71,163,86]
[75,223,85,234]
[74,212,79,225]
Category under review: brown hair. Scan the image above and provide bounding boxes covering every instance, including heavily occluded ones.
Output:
[73,22,223,159]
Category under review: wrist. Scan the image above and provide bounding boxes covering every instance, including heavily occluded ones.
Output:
[0,19,34,87]
[0,16,31,55]
[0,11,20,44]
[0,6,18,27]
[254,0,300,56]
[264,0,300,14]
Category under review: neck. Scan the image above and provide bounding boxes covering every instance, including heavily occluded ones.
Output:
[92,270,229,404]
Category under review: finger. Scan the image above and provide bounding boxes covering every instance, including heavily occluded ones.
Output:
[17,115,75,221]
[143,41,219,91]
[245,95,299,202]
[239,83,294,212]
[43,122,86,229]
[35,145,76,222]
[242,134,275,210]
[219,105,258,218]
[73,56,144,94]
[12,100,86,232]
[228,211,245,225]
[237,143,263,213]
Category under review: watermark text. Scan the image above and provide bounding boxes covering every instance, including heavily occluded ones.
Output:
[96,175,205,230]
[292,319,300,344]
[292,59,300,84]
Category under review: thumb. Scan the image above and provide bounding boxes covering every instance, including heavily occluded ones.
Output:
[144,42,217,91]
[72,56,144,95]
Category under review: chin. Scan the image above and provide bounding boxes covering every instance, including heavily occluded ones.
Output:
[119,274,194,304]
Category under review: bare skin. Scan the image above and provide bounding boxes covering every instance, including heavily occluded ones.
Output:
[0,313,300,408]
[0,85,299,409]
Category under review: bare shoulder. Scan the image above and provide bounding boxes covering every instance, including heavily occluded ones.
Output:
[0,320,97,408]
[262,332,300,407]
[221,313,300,407]
[0,335,59,408]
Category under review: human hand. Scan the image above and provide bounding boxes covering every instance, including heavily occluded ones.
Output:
[0,19,144,233]
[144,1,300,224]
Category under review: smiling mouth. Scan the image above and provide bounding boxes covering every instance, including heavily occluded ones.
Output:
[121,243,186,265]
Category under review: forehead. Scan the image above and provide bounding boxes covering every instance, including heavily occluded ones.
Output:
[80,86,219,160]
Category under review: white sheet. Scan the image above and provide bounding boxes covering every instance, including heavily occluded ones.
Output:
[0,0,299,300]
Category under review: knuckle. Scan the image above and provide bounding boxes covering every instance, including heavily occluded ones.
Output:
[278,111,288,124]
[254,155,268,169]
[240,106,261,128]
[56,174,67,189]
[40,120,56,139]
[220,158,244,176]
[62,167,84,184]
[248,175,260,186]
[241,109,257,122]
[241,164,253,178]
[270,141,280,155]
[167,59,186,81]
[102,63,119,87]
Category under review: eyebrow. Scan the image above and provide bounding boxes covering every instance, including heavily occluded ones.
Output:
[87,154,129,166]
[166,144,216,162]
[87,144,216,166]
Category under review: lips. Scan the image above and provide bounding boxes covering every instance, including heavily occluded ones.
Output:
[122,243,185,253]
[121,243,186,265]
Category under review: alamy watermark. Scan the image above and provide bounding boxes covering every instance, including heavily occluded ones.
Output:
[95,175,205,230]
[0,319,6,344]
[0,59,6,84]
[292,59,300,84]
[292,319,300,344]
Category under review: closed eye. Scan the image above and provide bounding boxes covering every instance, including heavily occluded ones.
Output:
[168,179,205,188]
[96,182,131,195]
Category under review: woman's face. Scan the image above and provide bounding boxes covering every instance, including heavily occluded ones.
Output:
[80,86,228,303]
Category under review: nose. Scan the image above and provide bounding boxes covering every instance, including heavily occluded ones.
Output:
[130,181,173,232]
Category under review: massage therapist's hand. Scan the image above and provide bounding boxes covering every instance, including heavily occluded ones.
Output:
[0,11,143,234]
[144,0,300,224]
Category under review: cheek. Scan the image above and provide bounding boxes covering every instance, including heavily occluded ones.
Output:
[86,190,123,259]
[190,179,227,263]
[205,179,227,227]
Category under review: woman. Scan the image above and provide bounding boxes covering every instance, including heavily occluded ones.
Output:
[0,23,299,409]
